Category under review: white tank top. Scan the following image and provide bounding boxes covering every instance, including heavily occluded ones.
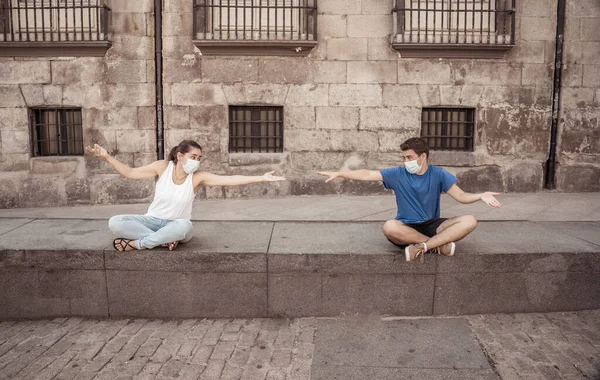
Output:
[146,161,195,220]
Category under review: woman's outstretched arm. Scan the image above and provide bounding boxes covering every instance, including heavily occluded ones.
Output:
[86,143,164,179]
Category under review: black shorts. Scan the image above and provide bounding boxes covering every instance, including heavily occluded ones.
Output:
[387,218,447,248]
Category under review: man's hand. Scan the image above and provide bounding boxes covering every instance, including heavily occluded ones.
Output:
[262,171,286,182]
[481,192,502,208]
[85,143,108,159]
[317,171,340,182]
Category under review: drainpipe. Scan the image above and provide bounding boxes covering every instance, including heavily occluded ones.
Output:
[544,0,566,189]
[154,0,164,160]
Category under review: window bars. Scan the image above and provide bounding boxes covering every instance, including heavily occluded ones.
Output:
[229,106,284,153]
[30,108,84,156]
[194,0,317,42]
[0,0,110,42]
[393,0,515,46]
[421,107,475,151]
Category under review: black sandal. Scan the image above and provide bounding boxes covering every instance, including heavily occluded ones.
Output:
[113,238,137,252]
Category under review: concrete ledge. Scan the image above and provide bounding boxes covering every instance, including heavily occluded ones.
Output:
[1,220,599,320]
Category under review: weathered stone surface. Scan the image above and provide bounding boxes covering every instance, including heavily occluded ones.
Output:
[0,177,19,208]
[327,38,368,60]
[202,58,259,83]
[51,59,105,85]
[109,36,155,60]
[556,164,600,192]
[30,157,84,175]
[163,59,203,83]
[0,130,29,154]
[317,15,347,38]
[162,11,193,37]
[367,37,398,60]
[285,130,331,152]
[165,106,190,129]
[504,162,544,192]
[360,107,420,130]
[0,61,50,85]
[382,85,421,107]
[19,176,66,207]
[285,84,329,106]
[222,84,288,104]
[285,107,316,130]
[454,62,522,86]
[520,17,557,42]
[316,107,359,130]
[330,130,379,152]
[89,175,154,204]
[42,85,63,105]
[116,130,156,153]
[0,86,25,107]
[347,61,397,84]
[105,60,147,83]
[347,15,392,38]
[318,0,362,15]
[454,166,505,193]
[189,106,228,132]
[329,84,382,106]
[398,61,453,85]
[171,83,227,106]
[111,12,148,37]
[0,108,28,131]
[259,59,310,84]
[65,177,91,204]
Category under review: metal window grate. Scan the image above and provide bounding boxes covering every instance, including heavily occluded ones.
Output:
[421,107,475,151]
[229,106,283,153]
[0,0,110,43]
[392,0,515,45]
[193,0,317,42]
[30,108,84,156]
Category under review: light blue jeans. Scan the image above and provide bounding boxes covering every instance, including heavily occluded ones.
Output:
[108,215,194,250]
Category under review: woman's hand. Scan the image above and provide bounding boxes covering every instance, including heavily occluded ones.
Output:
[262,171,286,182]
[85,143,109,159]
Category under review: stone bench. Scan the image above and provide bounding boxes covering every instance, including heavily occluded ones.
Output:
[1,219,599,319]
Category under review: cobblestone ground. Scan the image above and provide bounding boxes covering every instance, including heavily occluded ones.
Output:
[467,310,600,380]
[0,311,598,380]
[0,318,316,380]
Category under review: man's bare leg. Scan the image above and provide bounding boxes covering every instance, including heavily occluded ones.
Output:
[382,220,429,246]
[425,215,478,250]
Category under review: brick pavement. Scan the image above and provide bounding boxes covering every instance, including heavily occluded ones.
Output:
[0,318,316,380]
[0,311,598,380]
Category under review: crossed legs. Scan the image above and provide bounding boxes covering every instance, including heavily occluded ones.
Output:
[382,215,478,251]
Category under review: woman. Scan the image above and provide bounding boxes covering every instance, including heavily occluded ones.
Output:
[85,140,285,252]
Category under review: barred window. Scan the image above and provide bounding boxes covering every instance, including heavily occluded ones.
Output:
[30,108,84,156]
[0,0,109,43]
[193,0,317,56]
[421,107,474,151]
[229,106,283,153]
[392,0,515,58]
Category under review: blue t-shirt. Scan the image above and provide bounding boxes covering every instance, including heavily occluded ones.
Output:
[380,165,457,224]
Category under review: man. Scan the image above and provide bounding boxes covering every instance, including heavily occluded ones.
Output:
[317,137,501,262]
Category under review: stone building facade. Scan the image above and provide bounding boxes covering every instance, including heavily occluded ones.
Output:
[0,0,598,208]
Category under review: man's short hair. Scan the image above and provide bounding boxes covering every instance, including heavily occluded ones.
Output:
[401,137,430,159]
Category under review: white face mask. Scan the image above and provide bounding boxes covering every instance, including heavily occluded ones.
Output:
[181,155,200,174]
[405,156,423,174]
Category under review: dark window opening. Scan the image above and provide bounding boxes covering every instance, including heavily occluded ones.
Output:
[421,107,475,151]
[30,108,84,156]
[229,106,283,153]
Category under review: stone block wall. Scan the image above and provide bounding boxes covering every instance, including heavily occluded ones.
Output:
[0,0,598,208]
[557,0,600,191]
[0,0,157,208]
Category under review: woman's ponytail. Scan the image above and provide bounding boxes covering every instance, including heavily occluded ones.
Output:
[167,145,179,163]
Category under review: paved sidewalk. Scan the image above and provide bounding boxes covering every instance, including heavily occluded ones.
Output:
[1,192,599,222]
[0,311,598,380]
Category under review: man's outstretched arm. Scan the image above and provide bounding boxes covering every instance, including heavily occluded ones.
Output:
[446,184,502,208]
[317,170,383,182]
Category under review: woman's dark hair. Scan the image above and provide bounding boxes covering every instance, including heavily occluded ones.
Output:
[400,137,430,159]
[167,140,202,163]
